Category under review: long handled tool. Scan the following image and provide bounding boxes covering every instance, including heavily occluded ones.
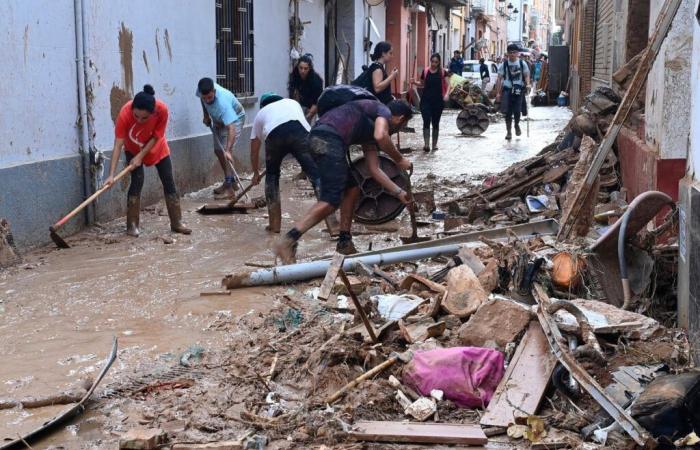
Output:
[400,174,431,244]
[196,171,266,215]
[210,126,250,201]
[49,165,133,248]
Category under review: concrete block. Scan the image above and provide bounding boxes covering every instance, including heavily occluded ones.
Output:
[457,299,532,350]
[119,428,165,450]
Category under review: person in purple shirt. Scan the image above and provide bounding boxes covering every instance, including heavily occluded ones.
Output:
[273,98,414,263]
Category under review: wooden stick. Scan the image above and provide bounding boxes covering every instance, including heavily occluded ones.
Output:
[325,356,398,404]
[339,269,377,343]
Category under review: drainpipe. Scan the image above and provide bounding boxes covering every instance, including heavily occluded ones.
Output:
[74,0,95,224]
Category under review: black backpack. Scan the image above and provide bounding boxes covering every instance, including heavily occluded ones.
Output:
[351,62,380,90]
[317,85,377,117]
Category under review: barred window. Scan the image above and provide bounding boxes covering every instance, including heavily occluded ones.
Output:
[216,0,254,97]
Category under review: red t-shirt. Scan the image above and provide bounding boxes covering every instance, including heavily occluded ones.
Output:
[115,99,170,166]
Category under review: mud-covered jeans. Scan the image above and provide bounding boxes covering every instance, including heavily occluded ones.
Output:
[125,153,177,197]
[265,120,320,205]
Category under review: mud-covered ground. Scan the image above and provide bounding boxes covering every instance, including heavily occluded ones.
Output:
[0,105,572,448]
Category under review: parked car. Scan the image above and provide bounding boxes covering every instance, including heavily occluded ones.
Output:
[461,60,499,94]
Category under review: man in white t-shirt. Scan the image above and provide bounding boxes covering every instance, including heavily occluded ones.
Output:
[249,93,321,234]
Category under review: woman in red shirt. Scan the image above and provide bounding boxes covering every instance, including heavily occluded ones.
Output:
[104,85,191,236]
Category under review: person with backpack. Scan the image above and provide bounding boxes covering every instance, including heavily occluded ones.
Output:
[411,53,447,152]
[249,93,321,234]
[495,44,530,140]
[273,97,414,263]
[288,54,324,122]
[449,50,465,76]
[353,41,397,104]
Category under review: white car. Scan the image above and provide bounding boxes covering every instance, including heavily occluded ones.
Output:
[461,60,499,94]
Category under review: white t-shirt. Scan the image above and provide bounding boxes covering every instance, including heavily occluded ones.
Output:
[251,99,311,141]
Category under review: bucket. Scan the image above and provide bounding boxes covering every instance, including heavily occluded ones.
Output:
[557,94,568,107]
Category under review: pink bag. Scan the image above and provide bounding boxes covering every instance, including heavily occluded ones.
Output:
[403,347,505,409]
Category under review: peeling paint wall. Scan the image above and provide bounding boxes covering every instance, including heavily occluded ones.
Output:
[644,0,693,160]
[0,1,80,168]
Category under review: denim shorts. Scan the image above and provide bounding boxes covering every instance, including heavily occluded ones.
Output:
[213,116,245,151]
[308,130,356,207]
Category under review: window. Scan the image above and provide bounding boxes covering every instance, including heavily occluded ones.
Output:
[216,0,254,97]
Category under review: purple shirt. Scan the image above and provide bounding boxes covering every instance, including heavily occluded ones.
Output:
[314,100,392,146]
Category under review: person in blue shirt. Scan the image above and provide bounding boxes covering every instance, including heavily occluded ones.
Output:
[196,77,246,199]
[449,50,465,76]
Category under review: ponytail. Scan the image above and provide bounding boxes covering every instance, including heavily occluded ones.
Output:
[133,84,156,112]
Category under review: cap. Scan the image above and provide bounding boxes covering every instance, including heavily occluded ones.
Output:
[260,92,283,108]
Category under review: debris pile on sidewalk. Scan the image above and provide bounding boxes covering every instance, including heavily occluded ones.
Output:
[105,220,691,449]
[440,86,624,233]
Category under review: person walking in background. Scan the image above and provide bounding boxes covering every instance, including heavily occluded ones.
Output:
[495,44,530,140]
[196,77,246,200]
[479,57,490,91]
[354,41,397,104]
[412,53,447,152]
[449,50,465,76]
[104,85,191,237]
[288,54,324,122]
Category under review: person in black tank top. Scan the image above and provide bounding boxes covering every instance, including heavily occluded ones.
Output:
[413,53,446,152]
[369,41,398,104]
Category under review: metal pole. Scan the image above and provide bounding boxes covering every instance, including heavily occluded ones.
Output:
[74,0,94,224]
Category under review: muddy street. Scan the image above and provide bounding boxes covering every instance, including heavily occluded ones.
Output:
[1,106,575,447]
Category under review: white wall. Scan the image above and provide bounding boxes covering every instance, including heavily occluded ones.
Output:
[299,0,326,83]
[645,0,694,160]
[253,0,291,115]
[0,0,80,168]
[85,0,216,153]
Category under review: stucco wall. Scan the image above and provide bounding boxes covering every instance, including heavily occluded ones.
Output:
[299,0,327,82]
[0,1,80,168]
[644,0,693,160]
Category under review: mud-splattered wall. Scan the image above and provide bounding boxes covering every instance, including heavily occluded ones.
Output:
[85,0,215,151]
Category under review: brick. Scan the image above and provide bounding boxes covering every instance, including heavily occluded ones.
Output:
[119,428,165,450]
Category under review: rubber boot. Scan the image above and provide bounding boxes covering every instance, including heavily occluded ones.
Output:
[432,127,439,151]
[505,119,513,140]
[164,194,192,235]
[213,180,227,195]
[126,196,140,237]
[423,128,430,152]
[266,201,282,233]
[514,121,522,136]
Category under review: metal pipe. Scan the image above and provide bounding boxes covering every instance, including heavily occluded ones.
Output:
[74,0,94,224]
[222,243,464,289]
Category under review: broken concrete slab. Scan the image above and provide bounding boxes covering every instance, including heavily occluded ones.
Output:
[457,298,532,350]
[398,316,446,343]
[119,428,166,450]
[405,397,437,421]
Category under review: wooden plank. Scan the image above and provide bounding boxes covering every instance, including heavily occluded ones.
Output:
[349,421,488,445]
[557,0,683,241]
[339,268,377,342]
[318,252,345,301]
[480,321,557,428]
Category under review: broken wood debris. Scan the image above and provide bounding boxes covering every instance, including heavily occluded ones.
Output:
[349,421,488,445]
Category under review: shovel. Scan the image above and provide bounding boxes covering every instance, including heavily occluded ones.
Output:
[196,170,266,215]
[400,175,431,244]
[49,165,133,248]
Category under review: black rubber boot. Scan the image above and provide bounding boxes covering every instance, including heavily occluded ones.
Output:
[515,122,522,136]
[423,129,430,152]
[164,194,192,235]
[432,127,439,151]
[505,119,513,140]
[126,196,140,237]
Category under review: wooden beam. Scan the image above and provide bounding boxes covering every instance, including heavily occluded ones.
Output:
[480,321,556,428]
[318,252,345,301]
[349,421,488,445]
[557,0,683,241]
